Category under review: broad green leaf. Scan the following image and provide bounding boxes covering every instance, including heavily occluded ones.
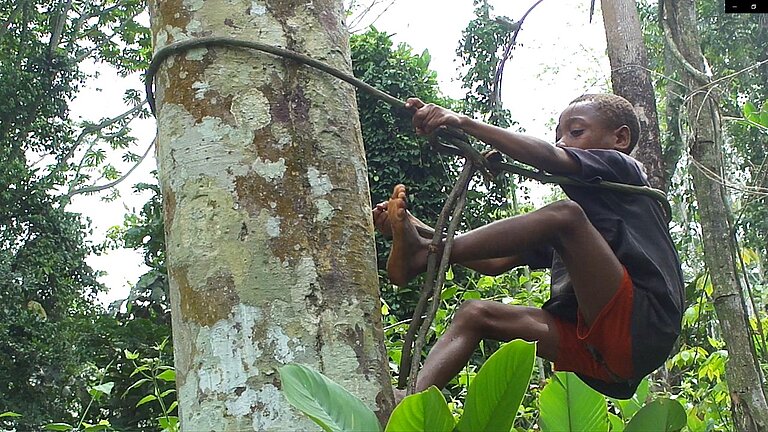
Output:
[685,407,706,432]
[455,340,535,432]
[131,364,151,377]
[539,372,609,432]
[137,394,158,407]
[0,412,22,418]
[43,423,74,431]
[88,382,115,400]
[760,112,768,127]
[608,413,624,431]
[441,286,458,301]
[462,290,481,300]
[123,378,151,397]
[743,101,756,118]
[157,369,176,382]
[159,415,179,432]
[124,349,139,360]
[385,387,454,432]
[421,49,432,68]
[279,363,381,432]
[624,398,686,432]
[611,378,649,419]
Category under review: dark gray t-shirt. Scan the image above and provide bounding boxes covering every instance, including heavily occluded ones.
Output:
[527,148,684,394]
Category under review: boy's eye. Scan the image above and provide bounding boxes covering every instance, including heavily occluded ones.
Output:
[570,129,584,137]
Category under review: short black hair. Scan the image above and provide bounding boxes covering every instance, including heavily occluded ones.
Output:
[569,94,641,151]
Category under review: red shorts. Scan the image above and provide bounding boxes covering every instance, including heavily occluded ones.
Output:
[552,268,634,382]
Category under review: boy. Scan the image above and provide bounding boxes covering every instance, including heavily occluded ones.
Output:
[374,94,684,398]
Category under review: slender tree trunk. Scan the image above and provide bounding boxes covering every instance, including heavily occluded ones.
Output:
[147,1,394,429]
[600,0,666,191]
[760,15,768,86]
[661,46,685,193]
[662,1,768,430]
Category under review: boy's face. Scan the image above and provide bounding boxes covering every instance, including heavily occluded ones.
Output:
[555,102,630,152]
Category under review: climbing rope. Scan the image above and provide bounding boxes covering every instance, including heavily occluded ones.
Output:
[144,36,670,216]
[144,36,673,392]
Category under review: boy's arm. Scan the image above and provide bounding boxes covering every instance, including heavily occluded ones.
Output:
[407,98,580,175]
[460,118,580,175]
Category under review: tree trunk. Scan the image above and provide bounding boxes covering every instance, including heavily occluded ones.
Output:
[147,1,394,429]
[600,0,666,191]
[662,1,768,430]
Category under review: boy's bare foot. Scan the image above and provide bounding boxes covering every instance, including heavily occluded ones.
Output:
[373,201,435,239]
[386,185,429,286]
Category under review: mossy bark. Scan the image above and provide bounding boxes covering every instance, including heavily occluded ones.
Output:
[147,0,394,429]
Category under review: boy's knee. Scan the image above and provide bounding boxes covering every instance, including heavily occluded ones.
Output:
[543,200,588,232]
[454,300,490,331]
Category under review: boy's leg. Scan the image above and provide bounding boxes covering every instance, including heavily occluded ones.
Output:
[387,185,624,326]
[374,200,521,276]
[414,300,559,392]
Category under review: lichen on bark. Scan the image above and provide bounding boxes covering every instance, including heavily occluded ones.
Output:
[149,0,394,428]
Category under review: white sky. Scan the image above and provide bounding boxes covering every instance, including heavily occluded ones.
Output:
[68,0,610,306]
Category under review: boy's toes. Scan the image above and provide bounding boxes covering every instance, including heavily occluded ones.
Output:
[389,184,408,219]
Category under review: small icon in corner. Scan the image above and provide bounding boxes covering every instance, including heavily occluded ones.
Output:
[725,0,767,13]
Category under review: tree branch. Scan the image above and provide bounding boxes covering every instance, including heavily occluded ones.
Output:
[407,162,474,394]
[50,100,147,178]
[65,136,155,200]
[660,1,710,86]
[347,0,398,33]
[48,0,73,57]
[65,0,134,54]
[74,9,143,63]
[399,160,476,392]
[0,0,30,40]
[491,0,545,111]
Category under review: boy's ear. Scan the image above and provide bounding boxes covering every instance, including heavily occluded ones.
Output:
[613,125,632,152]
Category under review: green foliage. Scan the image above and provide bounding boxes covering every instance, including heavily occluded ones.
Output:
[380,264,550,407]
[121,339,178,432]
[351,27,453,219]
[455,340,535,432]
[279,364,383,432]
[456,340,536,431]
[0,0,152,427]
[351,27,454,261]
[282,339,535,432]
[638,3,767,427]
[456,0,515,128]
[610,378,649,420]
[385,387,455,432]
[624,398,686,432]
[539,373,687,432]
[453,0,521,233]
[741,100,768,129]
[283,339,688,432]
[106,179,170,324]
[539,372,609,432]
[3,1,758,430]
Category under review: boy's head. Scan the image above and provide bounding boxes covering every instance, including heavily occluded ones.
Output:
[555,93,640,154]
